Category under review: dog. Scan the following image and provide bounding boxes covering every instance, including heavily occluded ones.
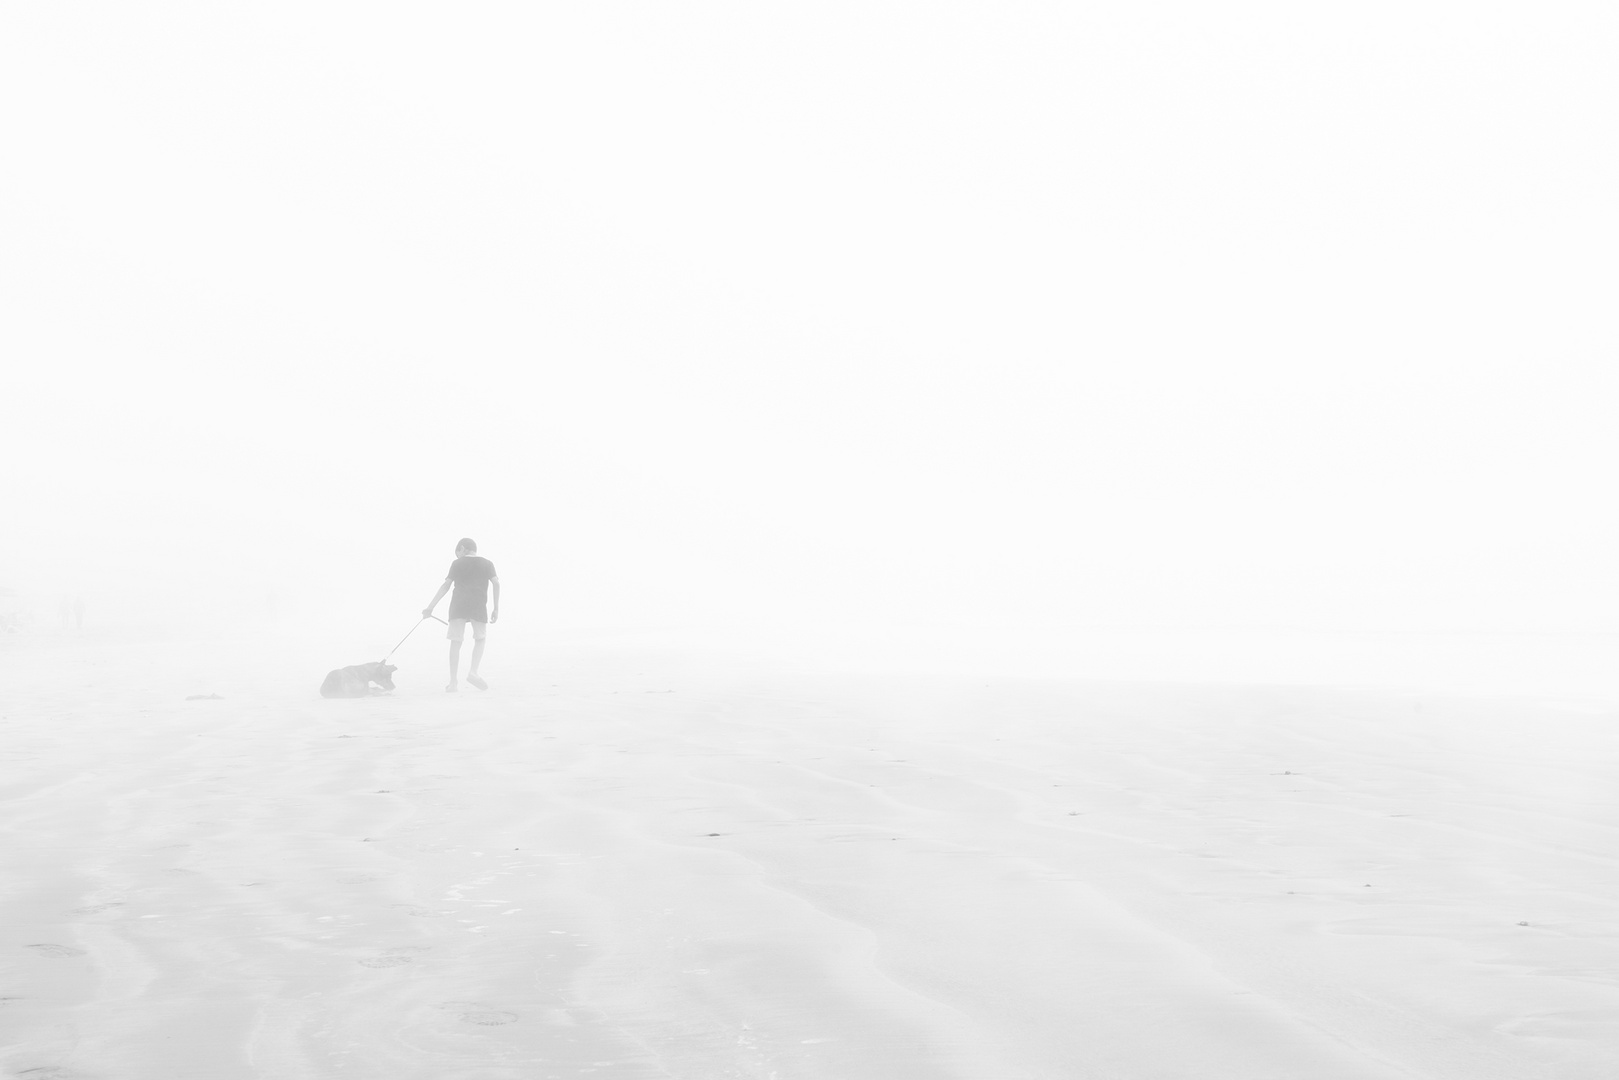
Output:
[320,661,397,698]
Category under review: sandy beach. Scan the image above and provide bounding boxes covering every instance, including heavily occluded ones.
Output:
[7,0,1618,1073]
[2,624,1618,1080]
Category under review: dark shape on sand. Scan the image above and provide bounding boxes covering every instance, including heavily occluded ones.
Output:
[25,944,85,959]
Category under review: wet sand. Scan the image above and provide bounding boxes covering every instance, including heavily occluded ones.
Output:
[2,626,1617,1079]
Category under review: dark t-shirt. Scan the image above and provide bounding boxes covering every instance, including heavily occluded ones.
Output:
[446,556,497,621]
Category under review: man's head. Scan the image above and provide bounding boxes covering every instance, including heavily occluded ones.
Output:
[455,537,477,557]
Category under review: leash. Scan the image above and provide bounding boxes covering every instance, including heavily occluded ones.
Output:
[382,614,448,663]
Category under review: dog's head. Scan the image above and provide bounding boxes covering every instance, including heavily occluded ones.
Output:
[370,662,397,690]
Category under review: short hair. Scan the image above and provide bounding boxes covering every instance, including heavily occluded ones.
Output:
[456,537,477,553]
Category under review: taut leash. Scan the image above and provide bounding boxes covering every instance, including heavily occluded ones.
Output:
[382,614,448,663]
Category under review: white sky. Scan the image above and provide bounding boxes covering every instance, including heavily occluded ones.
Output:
[3,1,1617,633]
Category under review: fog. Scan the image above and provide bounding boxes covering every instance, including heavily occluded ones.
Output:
[5,2,1618,661]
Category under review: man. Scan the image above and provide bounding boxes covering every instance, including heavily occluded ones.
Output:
[423,538,499,692]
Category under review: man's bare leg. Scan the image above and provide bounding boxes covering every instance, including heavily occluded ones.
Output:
[447,640,461,691]
[467,638,488,690]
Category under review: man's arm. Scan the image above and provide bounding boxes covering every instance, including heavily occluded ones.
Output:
[423,578,452,618]
[489,576,500,623]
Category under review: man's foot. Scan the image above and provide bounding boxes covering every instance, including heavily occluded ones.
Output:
[445,683,458,693]
[467,674,488,691]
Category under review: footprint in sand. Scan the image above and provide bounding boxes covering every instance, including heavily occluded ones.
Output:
[25,944,85,959]
[359,945,433,967]
[393,904,452,918]
[460,1011,519,1026]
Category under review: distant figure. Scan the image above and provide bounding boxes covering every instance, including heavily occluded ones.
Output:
[71,596,84,632]
[59,598,72,629]
[423,538,500,693]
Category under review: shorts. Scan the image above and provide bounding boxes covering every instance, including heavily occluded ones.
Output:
[447,618,488,643]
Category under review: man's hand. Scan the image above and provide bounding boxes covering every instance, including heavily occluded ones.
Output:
[422,608,434,619]
[490,609,499,624]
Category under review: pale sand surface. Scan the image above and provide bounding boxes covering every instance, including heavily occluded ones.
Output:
[3,627,1619,1079]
